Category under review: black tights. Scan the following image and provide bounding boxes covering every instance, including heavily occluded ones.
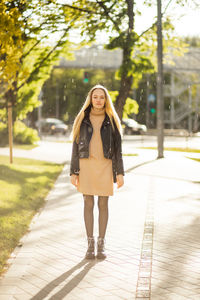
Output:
[83,195,109,238]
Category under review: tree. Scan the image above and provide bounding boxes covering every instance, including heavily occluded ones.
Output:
[63,0,187,120]
[0,0,24,109]
[0,0,76,122]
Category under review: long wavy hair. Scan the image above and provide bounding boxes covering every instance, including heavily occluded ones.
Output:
[71,85,122,142]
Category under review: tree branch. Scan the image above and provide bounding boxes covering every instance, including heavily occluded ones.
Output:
[22,26,65,60]
[96,1,120,32]
[63,4,94,14]
[139,20,157,38]
[22,39,43,60]
[109,0,118,11]
[162,0,173,15]
[17,26,71,91]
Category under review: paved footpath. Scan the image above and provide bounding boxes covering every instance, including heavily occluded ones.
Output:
[0,151,200,300]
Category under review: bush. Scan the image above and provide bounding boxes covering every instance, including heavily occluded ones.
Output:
[13,121,40,144]
[0,123,7,146]
[0,121,40,146]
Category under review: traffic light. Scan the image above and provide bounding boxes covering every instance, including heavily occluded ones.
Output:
[148,94,156,114]
[150,108,156,114]
[83,71,89,83]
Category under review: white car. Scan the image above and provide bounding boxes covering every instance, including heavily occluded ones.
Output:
[122,118,147,135]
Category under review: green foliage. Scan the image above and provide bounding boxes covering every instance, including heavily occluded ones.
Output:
[0,0,75,122]
[65,0,189,120]
[109,91,119,103]
[13,121,39,145]
[0,120,40,146]
[0,108,7,122]
[123,97,139,118]
[106,32,139,50]
[109,91,139,118]
[15,41,73,120]
[0,0,24,95]
[0,122,7,146]
[0,122,6,131]
[115,54,154,89]
[64,1,126,42]
[0,0,193,123]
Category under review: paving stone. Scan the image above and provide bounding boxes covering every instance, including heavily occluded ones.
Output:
[189,295,200,300]
[166,286,198,297]
[109,288,135,298]
[0,286,16,295]
[0,154,200,300]
[0,296,13,300]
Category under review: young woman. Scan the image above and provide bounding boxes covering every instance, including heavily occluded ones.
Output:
[70,84,124,259]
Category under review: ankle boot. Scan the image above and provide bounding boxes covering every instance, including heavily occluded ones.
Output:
[97,237,106,259]
[85,237,95,259]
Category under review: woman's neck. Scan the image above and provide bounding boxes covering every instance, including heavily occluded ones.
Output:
[90,106,105,116]
[92,107,104,112]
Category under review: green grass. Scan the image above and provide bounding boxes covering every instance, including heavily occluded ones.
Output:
[186,157,200,162]
[139,147,200,153]
[0,155,63,275]
[123,153,138,156]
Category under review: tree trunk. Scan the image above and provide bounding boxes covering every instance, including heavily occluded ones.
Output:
[115,0,134,120]
[115,72,133,120]
[114,34,133,120]
[5,80,18,124]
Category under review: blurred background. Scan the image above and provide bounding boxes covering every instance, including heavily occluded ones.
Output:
[0,0,200,150]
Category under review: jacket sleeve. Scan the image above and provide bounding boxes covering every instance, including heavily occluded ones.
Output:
[70,140,80,176]
[113,121,124,176]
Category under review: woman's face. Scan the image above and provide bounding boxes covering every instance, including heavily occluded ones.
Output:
[91,88,106,109]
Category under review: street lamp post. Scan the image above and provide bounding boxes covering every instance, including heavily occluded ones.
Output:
[156,0,164,158]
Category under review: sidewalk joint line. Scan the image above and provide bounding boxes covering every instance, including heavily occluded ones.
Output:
[135,177,155,299]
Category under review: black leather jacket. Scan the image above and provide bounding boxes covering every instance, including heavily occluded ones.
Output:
[70,106,124,183]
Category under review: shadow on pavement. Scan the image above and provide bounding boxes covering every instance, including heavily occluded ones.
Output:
[30,259,99,300]
[125,159,157,173]
[125,157,200,184]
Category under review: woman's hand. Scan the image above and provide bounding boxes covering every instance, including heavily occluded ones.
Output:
[116,174,124,189]
[70,174,79,187]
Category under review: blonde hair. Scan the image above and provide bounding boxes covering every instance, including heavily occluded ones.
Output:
[71,84,122,142]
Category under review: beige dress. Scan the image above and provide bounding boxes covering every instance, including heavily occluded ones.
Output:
[77,108,113,196]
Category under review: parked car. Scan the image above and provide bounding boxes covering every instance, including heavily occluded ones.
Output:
[35,118,68,135]
[122,118,147,135]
